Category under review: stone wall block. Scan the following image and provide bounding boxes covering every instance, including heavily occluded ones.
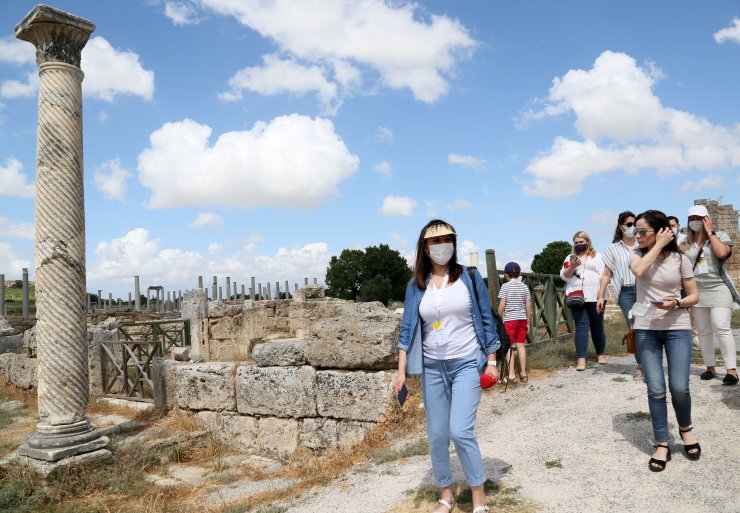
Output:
[305,302,400,370]
[176,363,236,411]
[236,365,316,418]
[251,338,308,367]
[316,370,394,422]
[337,420,376,449]
[299,417,338,452]
[0,353,38,389]
[292,285,325,302]
[196,411,258,451]
[255,417,298,459]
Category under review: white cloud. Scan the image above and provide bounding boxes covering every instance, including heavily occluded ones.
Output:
[680,174,724,193]
[164,1,202,25]
[520,50,740,197]
[0,38,35,65]
[0,242,31,275]
[199,0,476,103]
[138,114,359,209]
[189,212,224,228]
[242,234,264,251]
[714,18,740,44]
[0,216,34,239]
[590,209,615,224]
[448,153,487,169]
[390,233,408,247]
[220,54,338,112]
[82,37,155,101]
[377,126,393,143]
[94,158,131,202]
[0,157,34,198]
[0,71,39,99]
[374,161,394,178]
[87,228,332,294]
[0,36,154,102]
[458,240,480,267]
[447,199,473,211]
[379,195,416,216]
[208,242,223,255]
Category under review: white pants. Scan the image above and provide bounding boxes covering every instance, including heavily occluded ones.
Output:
[693,306,737,370]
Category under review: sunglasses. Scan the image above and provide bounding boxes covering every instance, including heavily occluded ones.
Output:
[622,222,635,227]
[634,228,655,237]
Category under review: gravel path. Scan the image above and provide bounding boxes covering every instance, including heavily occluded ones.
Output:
[286,355,740,513]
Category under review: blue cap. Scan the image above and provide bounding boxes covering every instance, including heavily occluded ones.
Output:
[504,262,520,274]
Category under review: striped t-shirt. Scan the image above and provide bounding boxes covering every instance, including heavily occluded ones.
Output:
[498,279,530,321]
[602,240,636,298]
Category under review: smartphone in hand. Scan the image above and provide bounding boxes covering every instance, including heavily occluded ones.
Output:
[397,384,408,407]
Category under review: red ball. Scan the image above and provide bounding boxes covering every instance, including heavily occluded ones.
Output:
[480,372,497,389]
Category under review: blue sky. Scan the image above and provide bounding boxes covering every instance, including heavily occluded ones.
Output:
[1,0,739,298]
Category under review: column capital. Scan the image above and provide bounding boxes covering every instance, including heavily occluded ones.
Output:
[15,4,95,68]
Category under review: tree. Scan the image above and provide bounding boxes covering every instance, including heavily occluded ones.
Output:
[531,241,572,276]
[325,244,411,305]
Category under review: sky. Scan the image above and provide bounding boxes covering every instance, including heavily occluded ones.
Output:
[1,0,739,298]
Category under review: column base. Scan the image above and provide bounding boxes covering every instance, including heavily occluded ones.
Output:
[13,448,112,478]
[17,418,110,462]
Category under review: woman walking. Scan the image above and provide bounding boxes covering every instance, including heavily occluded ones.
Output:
[682,204,739,385]
[498,261,531,383]
[560,231,607,370]
[598,211,642,380]
[396,219,499,513]
[631,210,700,471]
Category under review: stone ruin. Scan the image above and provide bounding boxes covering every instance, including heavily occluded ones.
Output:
[695,199,740,287]
[1,285,403,459]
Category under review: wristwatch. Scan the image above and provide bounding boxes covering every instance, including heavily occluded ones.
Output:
[710,231,717,236]
[486,360,497,366]
[672,298,680,310]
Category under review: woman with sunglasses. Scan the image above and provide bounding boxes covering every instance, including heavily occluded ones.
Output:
[560,231,607,370]
[682,204,739,385]
[597,211,643,380]
[396,219,500,513]
[630,210,700,472]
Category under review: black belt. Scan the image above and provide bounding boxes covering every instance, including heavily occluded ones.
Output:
[621,285,635,289]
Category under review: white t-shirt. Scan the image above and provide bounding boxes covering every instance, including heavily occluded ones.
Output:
[631,251,693,330]
[419,278,479,360]
[559,252,607,302]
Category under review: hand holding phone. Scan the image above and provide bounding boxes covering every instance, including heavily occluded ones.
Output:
[397,384,408,407]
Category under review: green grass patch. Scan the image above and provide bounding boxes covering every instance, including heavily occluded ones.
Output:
[626,411,651,421]
[544,459,562,469]
[612,376,628,382]
[0,410,12,430]
[370,438,428,464]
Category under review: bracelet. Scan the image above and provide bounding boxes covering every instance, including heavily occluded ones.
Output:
[710,231,716,236]
[672,298,680,310]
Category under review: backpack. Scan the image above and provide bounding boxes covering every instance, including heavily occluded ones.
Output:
[467,267,511,364]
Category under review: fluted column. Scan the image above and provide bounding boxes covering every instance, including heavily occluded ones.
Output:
[16,5,108,463]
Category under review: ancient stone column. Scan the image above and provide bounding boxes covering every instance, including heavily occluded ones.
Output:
[241,284,246,301]
[226,277,231,300]
[250,277,256,300]
[22,268,30,318]
[284,280,289,300]
[304,277,309,286]
[134,275,140,311]
[0,274,5,316]
[197,275,203,290]
[15,5,108,463]
[212,276,217,300]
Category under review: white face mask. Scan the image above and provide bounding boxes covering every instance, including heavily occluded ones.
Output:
[428,242,454,266]
[688,220,704,232]
[670,227,678,236]
[623,226,636,238]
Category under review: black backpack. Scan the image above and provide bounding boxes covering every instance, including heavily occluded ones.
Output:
[467,267,511,365]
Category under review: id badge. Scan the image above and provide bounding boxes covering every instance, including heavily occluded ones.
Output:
[696,257,709,275]
[433,321,449,346]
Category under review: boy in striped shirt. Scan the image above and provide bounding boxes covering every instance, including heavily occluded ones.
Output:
[498,262,531,383]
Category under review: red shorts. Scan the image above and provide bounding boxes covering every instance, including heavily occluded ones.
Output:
[504,319,528,344]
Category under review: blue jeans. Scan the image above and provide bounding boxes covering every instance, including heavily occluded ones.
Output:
[635,329,693,442]
[617,287,640,364]
[422,350,485,487]
[571,302,606,358]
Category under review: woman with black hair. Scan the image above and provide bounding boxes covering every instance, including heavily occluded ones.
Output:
[630,210,700,472]
[597,211,642,380]
[396,219,499,513]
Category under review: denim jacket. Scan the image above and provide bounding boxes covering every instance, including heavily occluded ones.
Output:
[397,265,500,375]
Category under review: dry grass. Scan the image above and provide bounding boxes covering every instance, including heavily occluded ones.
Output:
[388,480,540,513]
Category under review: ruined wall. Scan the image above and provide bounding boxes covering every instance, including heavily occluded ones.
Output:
[695,199,740,286]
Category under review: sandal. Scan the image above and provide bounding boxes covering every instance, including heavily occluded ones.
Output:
[436,498,455,512]
[700,370,716,380]
[723,372,738,385]
[519,373,528,383]
[649,443,671,472]
[679,427,701,461]
[473,507,489,513]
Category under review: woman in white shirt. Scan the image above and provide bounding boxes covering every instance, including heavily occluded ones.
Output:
[560,231,607,371]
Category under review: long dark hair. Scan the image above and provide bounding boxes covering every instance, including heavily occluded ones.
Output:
[612,210,635,243]
[635,210,680,255]
[413,219,462,289]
